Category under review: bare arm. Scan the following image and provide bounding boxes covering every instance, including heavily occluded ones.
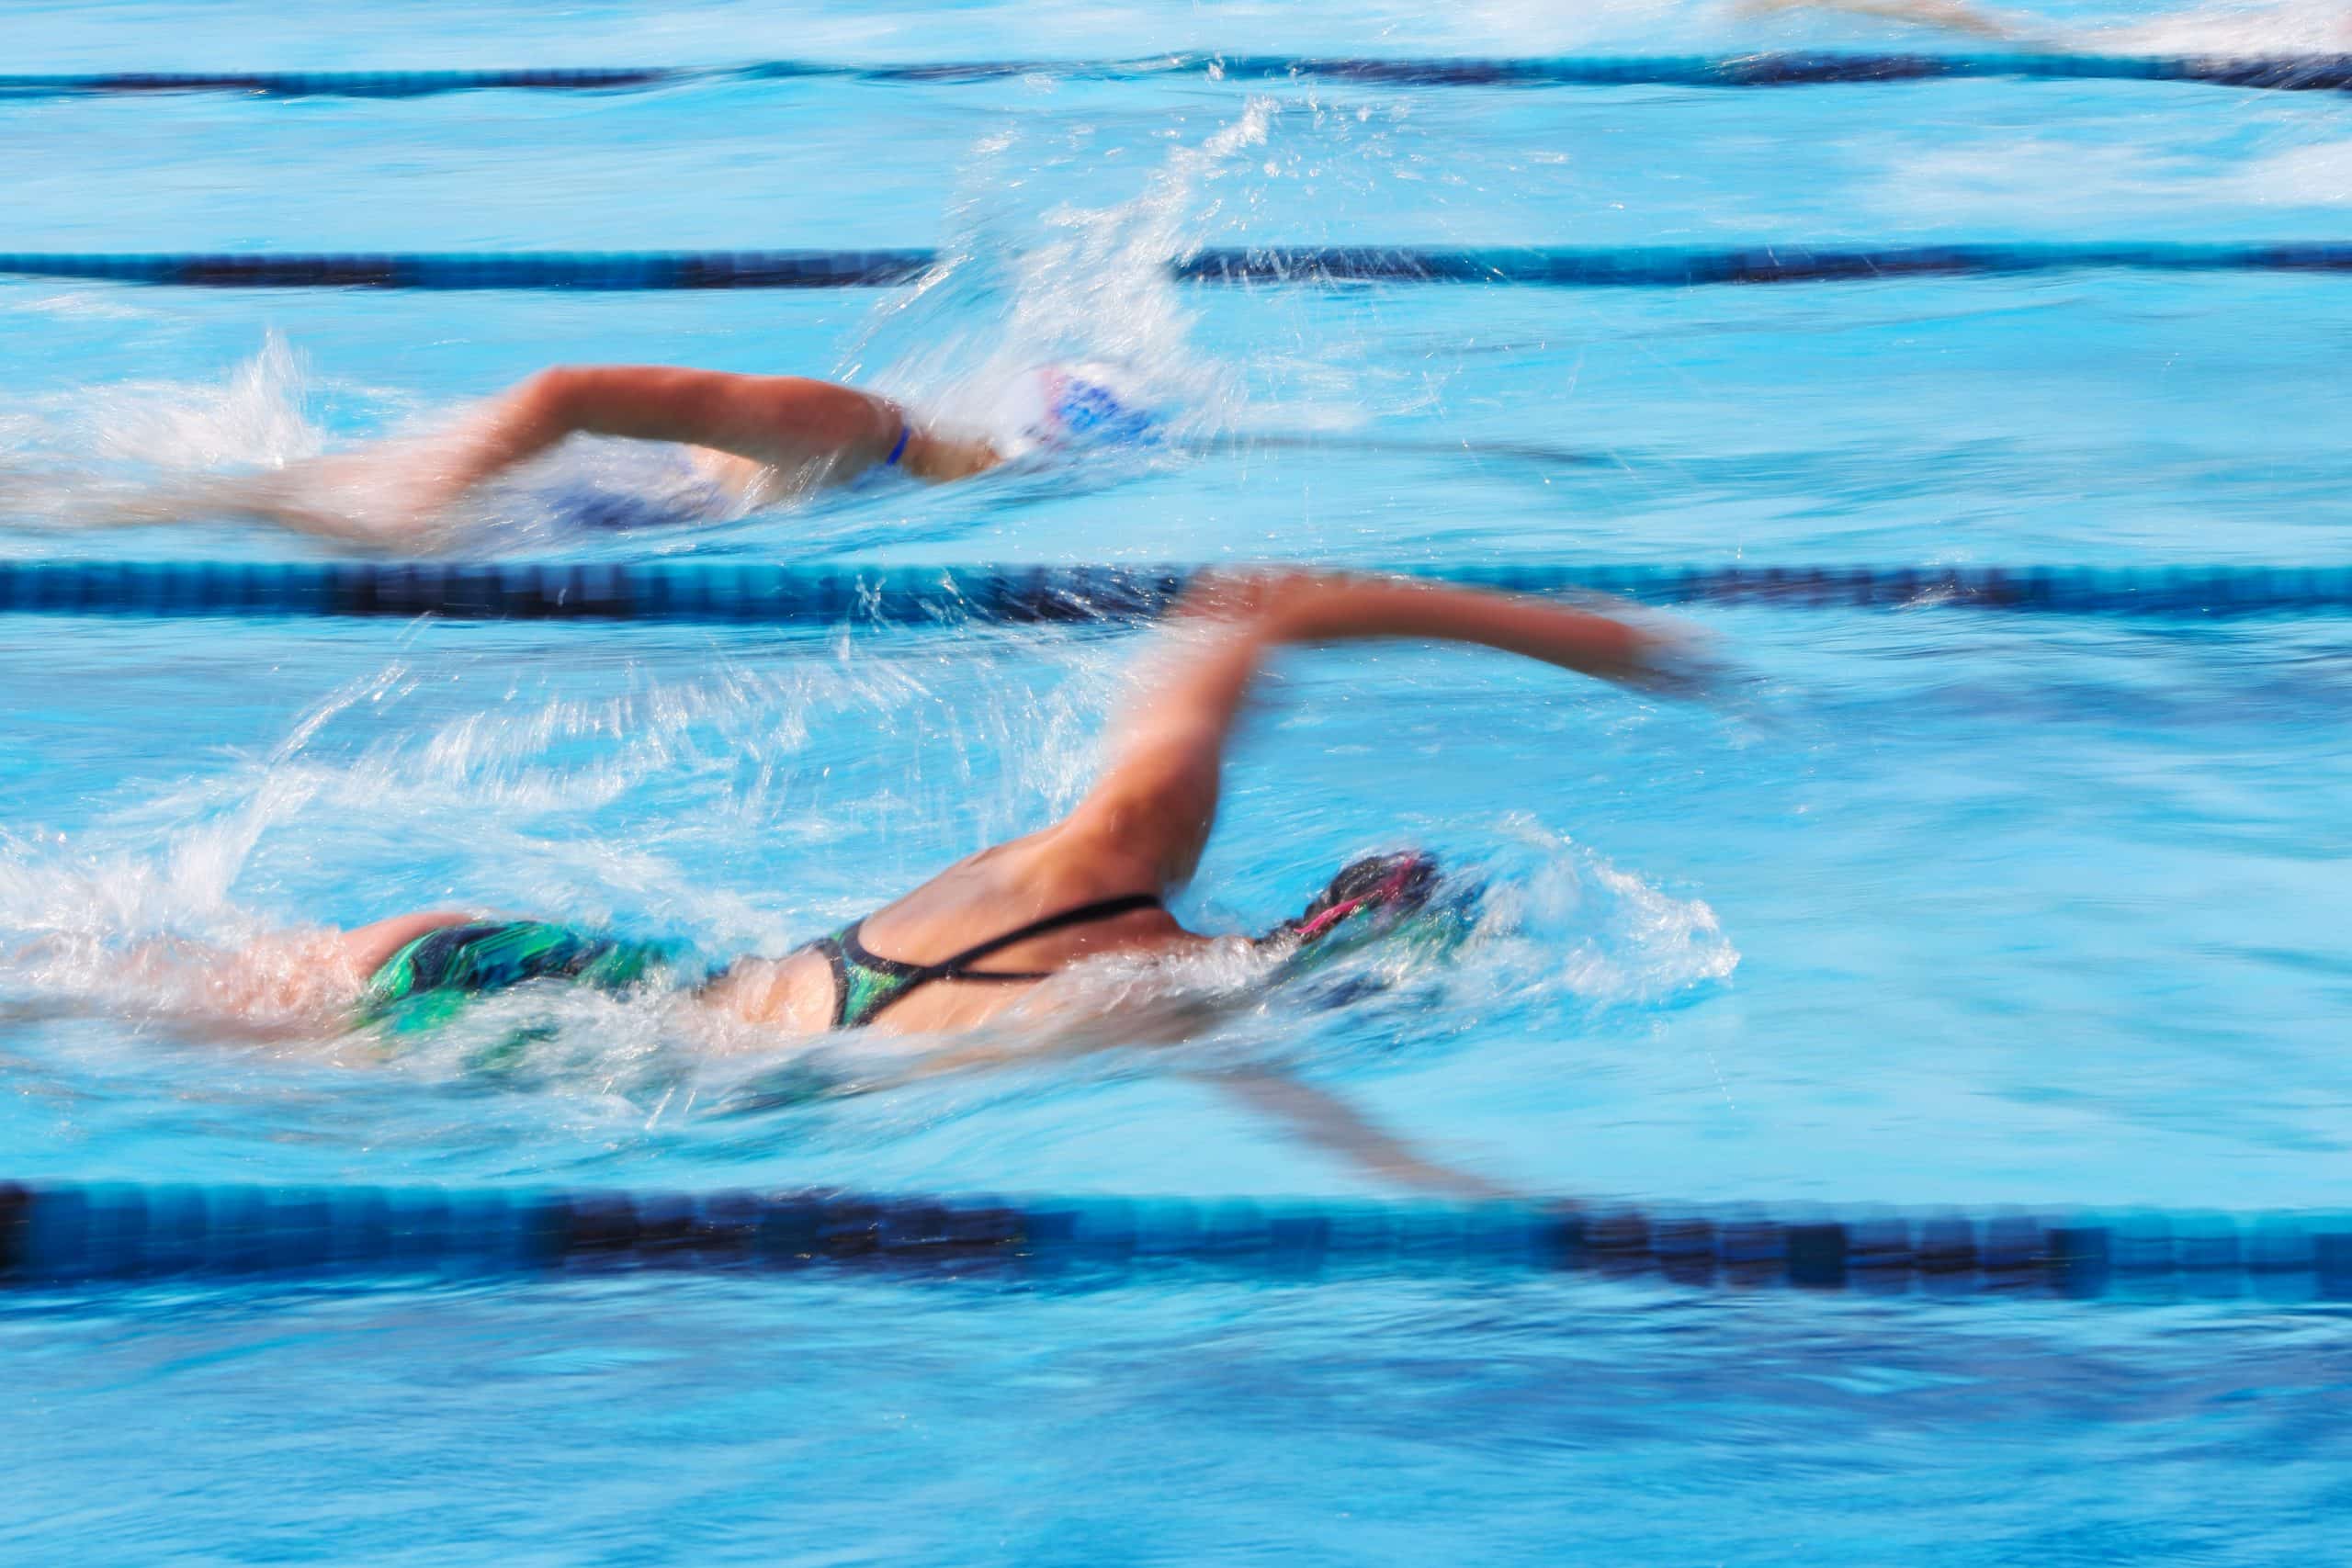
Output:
[832,1039,1515,1199]
[1204,1068,1517,1199]
[409,366,909,513]
[89,367,1001,550]
[1057,569,1693,890]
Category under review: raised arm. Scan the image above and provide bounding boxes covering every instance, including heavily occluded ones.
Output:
[1058,570,1690,890]
[97,367,1004,550]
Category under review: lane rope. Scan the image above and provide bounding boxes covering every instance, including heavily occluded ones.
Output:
[5,243,2352,291]
[0,560,2343,624]
[1,1180,2337,1300]
[4,53,2352,97]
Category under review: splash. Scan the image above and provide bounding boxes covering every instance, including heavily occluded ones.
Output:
[84,330,327,472]
[0,623,1131,1051]
[1739,0,2352,51]
[1000,815,1743,1089]
[1345,815,1740,1022]
[2064,0,2351,52]
[1510,828,1742,1006]
[0,331,333,535]
[0,329,763,552]
[842,99,1278,451]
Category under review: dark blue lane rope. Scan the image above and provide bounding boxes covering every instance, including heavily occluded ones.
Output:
[0,1180,2337,1300]
[5,53,2352,98]
[0,250,938,289]
[0,561,2344,624]
[5,243,2352,290]
[1185,243,2352,286]
[0,68,681,97]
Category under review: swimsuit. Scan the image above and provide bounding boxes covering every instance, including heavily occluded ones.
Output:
[801,892,1164,1030]
[559,445,735,532]
[353,853,1451,1041]
[356,920,687,1038]
[558,412,910,533]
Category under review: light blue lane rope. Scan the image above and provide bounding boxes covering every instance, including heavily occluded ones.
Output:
[2,54,2349,97]
[1,1180,2339,1300]
[0,561,2343,623]
[3,243,2351,290]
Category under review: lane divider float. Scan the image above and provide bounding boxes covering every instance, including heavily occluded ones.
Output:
[2,1180,2339,1301]
[4,243,2352,291]
[6,54,2352,98]
[0,560,2343,625]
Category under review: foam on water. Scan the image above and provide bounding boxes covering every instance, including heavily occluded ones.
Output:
[2044,0,2351,51]
[0,331,323,536]
[842,99,1273,457]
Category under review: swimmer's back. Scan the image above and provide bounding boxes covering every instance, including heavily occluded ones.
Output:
[700,825,1195,1038]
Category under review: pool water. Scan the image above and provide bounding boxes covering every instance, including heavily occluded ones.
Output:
[6,1,2352,1562]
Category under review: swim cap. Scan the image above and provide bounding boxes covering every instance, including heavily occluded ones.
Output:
[1014,362,1162,451]
[1263,851,1443,952]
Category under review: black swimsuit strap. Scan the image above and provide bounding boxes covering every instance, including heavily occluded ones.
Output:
[837,891,1165,987]
[833,923,927,983]
[813,892,1164,1030]
[930,892,1165,977]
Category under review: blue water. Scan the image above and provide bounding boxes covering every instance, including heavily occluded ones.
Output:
[6,1,2352,1562]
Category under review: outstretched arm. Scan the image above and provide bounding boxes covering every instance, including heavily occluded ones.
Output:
[1057,569,1693,891]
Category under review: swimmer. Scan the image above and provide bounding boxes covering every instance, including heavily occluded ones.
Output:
[100,569,1702,1197]
[55,361,1148,552]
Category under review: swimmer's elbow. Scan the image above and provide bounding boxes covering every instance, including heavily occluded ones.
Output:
[1060,791,1205,888]
[512,367,591,434]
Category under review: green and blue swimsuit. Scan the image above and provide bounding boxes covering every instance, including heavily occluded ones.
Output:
[355,852,1448,1037]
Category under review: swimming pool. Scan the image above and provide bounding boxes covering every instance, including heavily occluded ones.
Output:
[6,0,2352,1562]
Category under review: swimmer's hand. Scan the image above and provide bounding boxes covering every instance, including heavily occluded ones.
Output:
[1605,614,1737,702]
[1175,568,1715,695]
